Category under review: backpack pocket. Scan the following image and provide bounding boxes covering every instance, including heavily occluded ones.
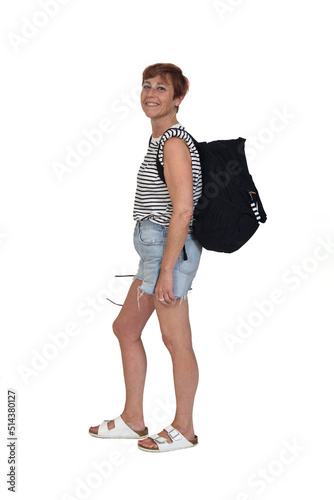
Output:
[194,197,259,252]
[195,197,240,236]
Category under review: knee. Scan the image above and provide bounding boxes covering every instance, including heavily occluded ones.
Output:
[112,319,128,340]
[161,330,177,354]
[112,319,142,343]
[112,319,121,339]
[161,329,193,355]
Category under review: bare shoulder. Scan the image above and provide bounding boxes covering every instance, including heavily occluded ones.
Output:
[163,136,191,159]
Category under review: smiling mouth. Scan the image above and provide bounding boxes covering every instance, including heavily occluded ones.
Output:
[145,102,160,107]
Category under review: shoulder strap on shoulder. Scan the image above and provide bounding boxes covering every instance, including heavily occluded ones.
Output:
[156,127,199,184]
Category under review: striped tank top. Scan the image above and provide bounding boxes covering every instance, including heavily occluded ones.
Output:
[133,123,202,231]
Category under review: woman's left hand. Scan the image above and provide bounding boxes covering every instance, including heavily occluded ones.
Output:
[155,269,176,305]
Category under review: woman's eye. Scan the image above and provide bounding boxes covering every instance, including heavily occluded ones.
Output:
[142,85,166,91]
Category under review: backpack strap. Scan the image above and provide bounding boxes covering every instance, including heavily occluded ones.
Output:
[156,127,199,184]
[156,127,199,261]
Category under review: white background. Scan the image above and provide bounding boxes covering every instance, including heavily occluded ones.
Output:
[1,0,333,499]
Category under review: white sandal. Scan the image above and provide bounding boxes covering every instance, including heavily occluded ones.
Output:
[138,425,198,452]
[89,415,149,439]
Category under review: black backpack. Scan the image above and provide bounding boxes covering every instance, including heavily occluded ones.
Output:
[156,127,267,253]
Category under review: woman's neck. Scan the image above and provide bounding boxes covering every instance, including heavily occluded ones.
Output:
[151,115,179,138]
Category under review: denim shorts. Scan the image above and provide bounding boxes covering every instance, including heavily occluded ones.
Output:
[133,220,202,299]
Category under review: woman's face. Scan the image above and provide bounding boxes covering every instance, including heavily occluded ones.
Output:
[141,75,181,120]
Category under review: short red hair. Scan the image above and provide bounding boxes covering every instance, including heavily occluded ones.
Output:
[142,63,189,100]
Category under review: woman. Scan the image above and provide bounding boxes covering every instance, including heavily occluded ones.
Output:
[89,63,203,453]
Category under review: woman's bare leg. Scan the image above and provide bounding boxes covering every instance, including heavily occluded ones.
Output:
[139,295,198,448]
[90,279,155,434]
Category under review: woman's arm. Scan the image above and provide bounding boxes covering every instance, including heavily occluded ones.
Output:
[154,137,193,303]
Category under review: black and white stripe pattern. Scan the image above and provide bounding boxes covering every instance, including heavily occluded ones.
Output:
[250,201,261,222]
[133,124,202,229]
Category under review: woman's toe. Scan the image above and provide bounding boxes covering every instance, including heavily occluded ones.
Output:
[139,437,157,449]
[89,425,99,435]
[147,438,158,448]
[139,430,172,449]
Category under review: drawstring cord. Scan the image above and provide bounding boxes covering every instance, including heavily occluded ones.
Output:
[106,275,135,306]
[107,244,187,306]
[114,275,135,277]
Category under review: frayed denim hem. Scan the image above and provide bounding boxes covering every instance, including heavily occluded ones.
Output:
[135,285,189,311]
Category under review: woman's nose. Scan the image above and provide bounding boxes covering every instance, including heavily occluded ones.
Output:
[147,87,157,97]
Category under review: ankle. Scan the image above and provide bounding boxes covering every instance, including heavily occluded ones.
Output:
[171,420,194,436]
[121,410,145,425]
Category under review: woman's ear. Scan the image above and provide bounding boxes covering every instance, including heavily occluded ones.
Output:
[175,94,185,113]
[177,95,185,107]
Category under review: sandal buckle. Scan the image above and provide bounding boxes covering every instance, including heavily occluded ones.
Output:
[168,429,181,441]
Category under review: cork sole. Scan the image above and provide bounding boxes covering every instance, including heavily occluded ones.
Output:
[138,435,198,452]
[89,426,149,439]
